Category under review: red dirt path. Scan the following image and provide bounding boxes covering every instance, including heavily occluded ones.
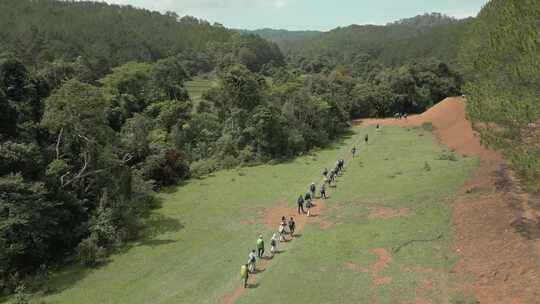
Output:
[358,97,540,303]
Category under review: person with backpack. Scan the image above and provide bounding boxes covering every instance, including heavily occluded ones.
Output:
[256,235,265,258]
[288,217,296,237]
[309,182,316,198]
[297,195,305,214]
[240,264,249,288]
[304,192,312,217]
[279,216,288,242]
[248,250,257,273]
[328,170,335,187]
[335,161,341,175]
[322,167,329,177]
[320,183,327,199]
[270,233,278,257]
[351,147,357,158]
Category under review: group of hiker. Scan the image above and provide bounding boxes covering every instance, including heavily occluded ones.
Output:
[240,136,372,288]
[394,112,408,120]
[241,215,298,288]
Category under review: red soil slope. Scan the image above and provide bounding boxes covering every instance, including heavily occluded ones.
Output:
[356,97,499,159]
[357,97,540,303]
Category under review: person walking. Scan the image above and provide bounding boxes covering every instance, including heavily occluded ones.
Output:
[304,192,312,217]
[322,167,329,177]
[364,134,369,144]
[297,195,305,214]
[288,217,296,237]
[248,250,257,273]
[320,183,327,199]
[256,235,265,258]
[240,264,249,288]
[279,216,288,242]
[352,146,357,158]
[309,182,316,198]
[270,233,278,257]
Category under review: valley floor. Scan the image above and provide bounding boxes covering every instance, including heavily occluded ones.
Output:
[25,98,540,303]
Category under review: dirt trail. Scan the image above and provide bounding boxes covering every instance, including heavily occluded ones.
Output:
[220,129,374,303]
[359,97,540,303]
[220,199,327,304]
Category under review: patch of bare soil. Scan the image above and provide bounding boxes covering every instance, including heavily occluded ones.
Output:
[370,248,392,273]
[345,248,394,287]
[453,158,540,304]
[368,207,412,220]
[373,276,393,286]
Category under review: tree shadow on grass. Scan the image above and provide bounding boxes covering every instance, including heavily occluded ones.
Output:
[42,213,184,297]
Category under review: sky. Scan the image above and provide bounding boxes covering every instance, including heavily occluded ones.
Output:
[101,0,488,31]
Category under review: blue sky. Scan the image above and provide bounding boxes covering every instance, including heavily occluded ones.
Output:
[103,0,488,31]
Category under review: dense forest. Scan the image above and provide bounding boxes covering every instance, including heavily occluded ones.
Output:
[0,0,497,297]
[250,13,472,67]
[459,0,540,189]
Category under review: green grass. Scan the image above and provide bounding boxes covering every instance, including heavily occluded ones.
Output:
[29,126,477,304]
[185,79,218,106]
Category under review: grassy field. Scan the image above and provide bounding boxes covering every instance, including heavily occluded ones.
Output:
[31,125,477,304]
[185,79,218,106]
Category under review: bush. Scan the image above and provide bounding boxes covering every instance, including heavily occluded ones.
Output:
[13,284,29,304]
[424,161,432,171]
[77,235,106,267]
[189,158,219,177]
[438,151,458,161]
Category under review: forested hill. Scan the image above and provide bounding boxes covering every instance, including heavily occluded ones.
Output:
[245,13,473,66]
[241,29,324,53]
[0,0,284,77]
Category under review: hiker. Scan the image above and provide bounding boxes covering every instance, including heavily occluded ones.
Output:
[320,183,327,199]
[322,167,329,177]
[394,113,400,120]
[279,216,288,241]
[288,217,296,237]
[403,112,408,120]
[297,195,305,214]
[376,124,380,130]
[240,264,249,288]
[248,250,257,273]
[256,235,265,258]
[364,134,369,144]
[328,170,335,187]
[304,192,312,217]
[270,233,278,257]
[335,161,341,175]
[309,182,316,198]
[339,159,345,171]
[351,146,357,157]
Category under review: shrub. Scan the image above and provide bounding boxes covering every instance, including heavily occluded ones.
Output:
[438,151,458,161]
[13,284,29,304]
[77,235,106,267]
[424,161,432,171]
